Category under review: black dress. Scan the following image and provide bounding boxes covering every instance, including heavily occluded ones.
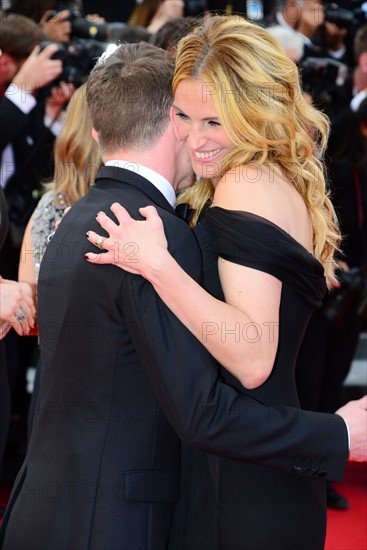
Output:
[169,207,328,550]
[0,187,11,464]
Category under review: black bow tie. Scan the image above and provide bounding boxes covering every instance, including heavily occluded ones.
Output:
[175,203,195,224]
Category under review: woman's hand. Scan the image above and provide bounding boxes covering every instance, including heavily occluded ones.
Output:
[0,279,36,338]
[85,203,169,278]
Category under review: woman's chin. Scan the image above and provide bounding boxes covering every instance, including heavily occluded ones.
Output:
[192,159,223,182]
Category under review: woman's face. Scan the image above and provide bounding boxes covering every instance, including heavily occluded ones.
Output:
[170,78,234,185]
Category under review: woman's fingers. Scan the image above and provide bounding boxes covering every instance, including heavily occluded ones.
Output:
[138,205,164,229]
[0,282,35,335]
[18,283,36,322]
[10,306,31,336]
[85,230,140,273]
[109,202,134,223]
[85,204,167,276]
[95,208,123,235]
[86,230,111,252]
[0,322,11,340]
[84,250,114,265]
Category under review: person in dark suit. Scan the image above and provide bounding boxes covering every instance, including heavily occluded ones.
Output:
[0,14,71,436]
[0,41,365,550]
[0,27,52,496]
[0,185,36,514]
[0,14,68,266]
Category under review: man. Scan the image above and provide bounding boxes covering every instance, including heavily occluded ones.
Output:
[0,185,36,517]
[0,14,65,262]
[1,42,365,550]
[0,14,63,485]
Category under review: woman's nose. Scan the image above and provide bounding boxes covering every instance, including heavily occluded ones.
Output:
[186,124,207,151]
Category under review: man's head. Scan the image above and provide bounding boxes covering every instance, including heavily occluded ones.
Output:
[86,42,175,157]
[354,25,367,93]
[0,14,47,87]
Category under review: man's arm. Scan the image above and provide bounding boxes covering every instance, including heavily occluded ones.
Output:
[0,44,63,152]
[121,225,351,483]
[0,98,31,153]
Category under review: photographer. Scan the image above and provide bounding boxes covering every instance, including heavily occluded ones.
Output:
[0,14,73,453]
[0,14,74,262]
[5,0,72,42]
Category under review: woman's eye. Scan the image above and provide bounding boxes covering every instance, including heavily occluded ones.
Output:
[208,120,221,127]
[175,112,189,121]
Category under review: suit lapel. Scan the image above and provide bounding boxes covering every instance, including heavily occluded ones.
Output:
[94,165,176,217]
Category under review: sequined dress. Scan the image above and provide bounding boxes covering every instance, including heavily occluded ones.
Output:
[30,190,67,276]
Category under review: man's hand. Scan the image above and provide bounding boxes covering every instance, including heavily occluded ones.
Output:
[336,396,367,462]
[296,0,324,39]
[40,10,72,43]
[147,0,184,33]
[12,44,63,94]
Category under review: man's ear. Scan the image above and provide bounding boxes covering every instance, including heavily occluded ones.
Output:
[360,120,367,140]
[91,128,99,144]
[0,53,18,82]
[359,52,367,73]
[170,106,180,140]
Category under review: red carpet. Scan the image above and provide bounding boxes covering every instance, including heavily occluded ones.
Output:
[325,462,367,550]
[1,462,366,548]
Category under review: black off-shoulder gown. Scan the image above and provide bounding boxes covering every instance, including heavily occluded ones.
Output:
[169,207,328,550]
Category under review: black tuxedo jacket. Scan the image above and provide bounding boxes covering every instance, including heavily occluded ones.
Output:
[0,96,55,250]
[1,166,348,550]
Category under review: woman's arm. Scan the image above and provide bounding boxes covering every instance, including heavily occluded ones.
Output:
[86,198,281,389]
[18,214,37,304]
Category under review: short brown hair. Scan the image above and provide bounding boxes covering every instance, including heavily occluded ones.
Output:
[0,14,47,60]
[86,42,174,155]
[5,0,55,24]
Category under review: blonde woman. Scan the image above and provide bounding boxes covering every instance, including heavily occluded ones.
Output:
[86,16,341,549]
[19,84,102,299]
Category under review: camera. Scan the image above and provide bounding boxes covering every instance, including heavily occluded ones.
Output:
[298,56,348,110]
[39,38,106,89]
[321,267,367,326]
[324,3,366,30]
[50,1,134,43]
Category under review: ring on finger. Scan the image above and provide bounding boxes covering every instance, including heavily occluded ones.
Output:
[95,236,107,250]
[15,308,27,324]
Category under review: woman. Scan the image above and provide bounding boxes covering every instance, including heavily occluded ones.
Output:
[86,16,340,549]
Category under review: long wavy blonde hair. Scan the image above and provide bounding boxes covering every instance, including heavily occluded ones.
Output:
[175,15,340,286]
[46,84,102,205]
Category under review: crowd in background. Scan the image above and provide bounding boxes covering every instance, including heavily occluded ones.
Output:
[0,0,366,514]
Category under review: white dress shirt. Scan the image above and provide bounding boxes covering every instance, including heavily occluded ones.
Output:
[105,160,176,208]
